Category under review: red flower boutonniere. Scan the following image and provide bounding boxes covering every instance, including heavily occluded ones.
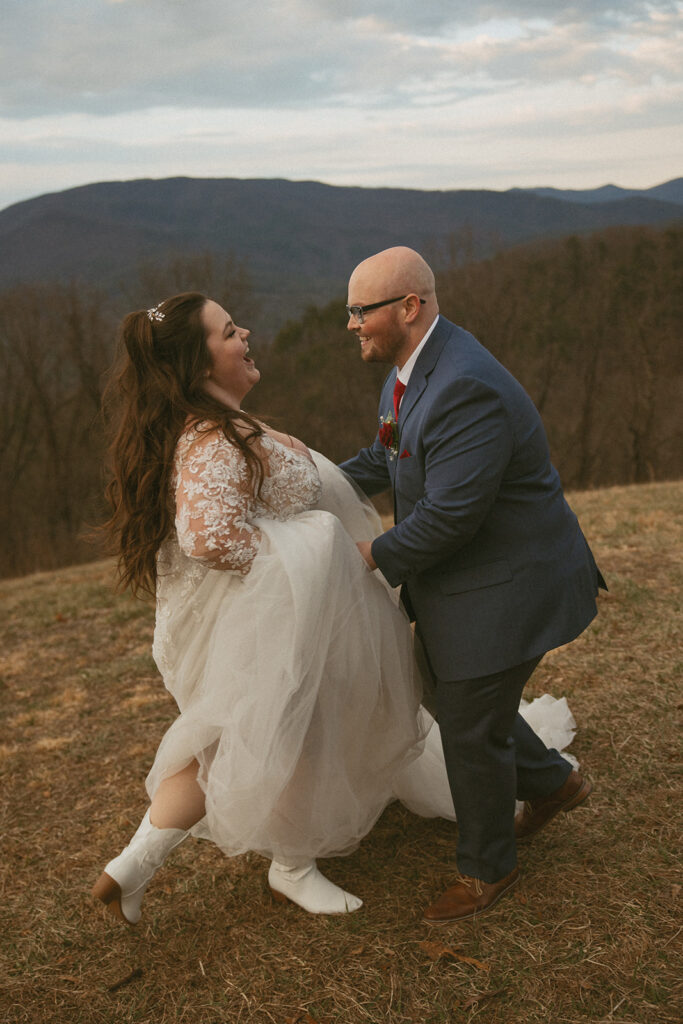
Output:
[379,412,399,459]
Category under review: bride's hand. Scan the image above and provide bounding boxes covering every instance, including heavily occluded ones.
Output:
[356,541,377,571]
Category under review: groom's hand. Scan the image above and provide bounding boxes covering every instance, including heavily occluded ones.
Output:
[357,541,378,571]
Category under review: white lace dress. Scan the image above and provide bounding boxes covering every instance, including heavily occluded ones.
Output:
[147,426,427,863]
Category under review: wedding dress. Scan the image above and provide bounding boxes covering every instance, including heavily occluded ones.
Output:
[148,427,427,864]
[147,426,578,862]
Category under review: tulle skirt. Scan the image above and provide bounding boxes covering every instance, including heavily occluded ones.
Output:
[147,453,426,863]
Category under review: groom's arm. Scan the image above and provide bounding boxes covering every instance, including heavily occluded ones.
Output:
[339,435,391,497]
[370,376,512,585]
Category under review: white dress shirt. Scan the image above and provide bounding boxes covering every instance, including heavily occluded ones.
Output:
[396,315,440,395]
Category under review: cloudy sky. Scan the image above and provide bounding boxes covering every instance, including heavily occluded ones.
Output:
[1,0,681,211]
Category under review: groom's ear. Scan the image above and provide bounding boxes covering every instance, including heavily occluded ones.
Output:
[403,294,423,323]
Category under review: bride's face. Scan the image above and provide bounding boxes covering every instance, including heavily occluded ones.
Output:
[201,300,260,407]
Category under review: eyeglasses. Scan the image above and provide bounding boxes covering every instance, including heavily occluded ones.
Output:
[346,295,425,325]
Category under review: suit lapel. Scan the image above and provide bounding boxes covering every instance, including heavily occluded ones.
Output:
[398,316,449,429]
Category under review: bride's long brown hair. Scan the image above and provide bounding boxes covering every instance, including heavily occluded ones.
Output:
[103,292,265,597]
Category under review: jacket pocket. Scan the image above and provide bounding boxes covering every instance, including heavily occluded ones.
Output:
[439,560,512,595]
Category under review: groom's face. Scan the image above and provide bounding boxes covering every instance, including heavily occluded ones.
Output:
[347,269,410,366]
[350,305,406,365]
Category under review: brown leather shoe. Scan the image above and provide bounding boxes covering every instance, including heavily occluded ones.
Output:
[515,770,593,843]
[422,867,519,924]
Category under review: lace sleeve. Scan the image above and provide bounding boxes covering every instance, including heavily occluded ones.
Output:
[174,429,261,575]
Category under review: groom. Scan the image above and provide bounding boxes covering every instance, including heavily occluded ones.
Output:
[340,247,605,923]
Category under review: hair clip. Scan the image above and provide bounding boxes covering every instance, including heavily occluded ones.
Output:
[147,305,165,322]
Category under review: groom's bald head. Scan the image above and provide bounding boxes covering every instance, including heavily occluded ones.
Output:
[347,247,439,368]
[349,247,436,307]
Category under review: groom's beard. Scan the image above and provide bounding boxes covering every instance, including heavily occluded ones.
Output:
[355,320,408,364]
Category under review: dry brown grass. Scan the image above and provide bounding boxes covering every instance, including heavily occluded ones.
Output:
[1,481,681,1024]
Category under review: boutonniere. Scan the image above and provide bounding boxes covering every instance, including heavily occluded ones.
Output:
[379,412,399,459]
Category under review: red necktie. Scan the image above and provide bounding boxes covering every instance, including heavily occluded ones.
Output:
[393,379,406,421]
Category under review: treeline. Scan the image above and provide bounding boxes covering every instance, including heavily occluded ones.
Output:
[256,224,683,489]
[435,225,683,489]
[0,224,681,579]
[0,283,112,578]
[0,254,255,580]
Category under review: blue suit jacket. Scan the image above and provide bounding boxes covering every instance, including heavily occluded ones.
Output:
[340,316,604,681]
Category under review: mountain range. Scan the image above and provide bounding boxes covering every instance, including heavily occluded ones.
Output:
[513,179,683,205]
[1,176,681,332]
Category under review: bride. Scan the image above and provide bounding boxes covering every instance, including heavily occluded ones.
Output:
[93,292,576,923]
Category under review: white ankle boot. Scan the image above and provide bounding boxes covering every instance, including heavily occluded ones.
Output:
[268,860,362,914]
[92,810,190,925]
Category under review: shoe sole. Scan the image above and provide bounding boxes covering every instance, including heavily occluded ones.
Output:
[516,778,593,844]
[92,871,135,926]
[422,872,520,925]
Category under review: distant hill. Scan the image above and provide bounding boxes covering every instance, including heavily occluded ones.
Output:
[0,176,681,333]
[512,178,683,206]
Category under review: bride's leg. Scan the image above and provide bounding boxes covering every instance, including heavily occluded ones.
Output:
[149,758,206,829]
[93,760,205,925]
[268,747,362,915]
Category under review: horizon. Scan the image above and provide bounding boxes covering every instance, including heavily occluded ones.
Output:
[1,171,681,217]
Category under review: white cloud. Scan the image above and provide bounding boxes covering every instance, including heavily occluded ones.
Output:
[2,1,681,115]
[0,1,681,207]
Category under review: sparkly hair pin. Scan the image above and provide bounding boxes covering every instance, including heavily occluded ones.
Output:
[147,304,165,322]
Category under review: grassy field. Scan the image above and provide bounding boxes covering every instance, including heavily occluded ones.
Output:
[1,480,681,1024]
